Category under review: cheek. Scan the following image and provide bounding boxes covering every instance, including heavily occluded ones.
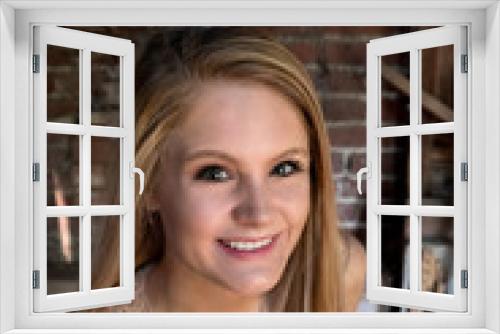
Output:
[185,190,230,237]
[273,176,311,227]
[161,182,233,244]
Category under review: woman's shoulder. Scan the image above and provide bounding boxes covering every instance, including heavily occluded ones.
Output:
[87,264,154,313]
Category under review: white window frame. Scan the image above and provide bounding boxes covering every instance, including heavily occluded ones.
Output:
[32,26,136,312]
[365,26,468,312]
[0,1,499,333]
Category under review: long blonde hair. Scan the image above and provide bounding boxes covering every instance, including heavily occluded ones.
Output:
[98,28,344,312]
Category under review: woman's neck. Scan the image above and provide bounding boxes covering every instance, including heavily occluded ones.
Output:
[144,256,266,312]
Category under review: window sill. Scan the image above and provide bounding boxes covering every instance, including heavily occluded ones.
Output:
[3,328,497,334]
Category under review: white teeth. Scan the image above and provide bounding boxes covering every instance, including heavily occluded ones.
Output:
[222,238,273,251]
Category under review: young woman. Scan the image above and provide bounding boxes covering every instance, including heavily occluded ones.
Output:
[91,28,365,312]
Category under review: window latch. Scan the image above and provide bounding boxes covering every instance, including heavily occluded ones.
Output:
[356,162,371,195]
[130,162,145,195]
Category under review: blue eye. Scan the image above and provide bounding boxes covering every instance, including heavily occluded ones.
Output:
[271,161,302,177]
[194,165,231,182]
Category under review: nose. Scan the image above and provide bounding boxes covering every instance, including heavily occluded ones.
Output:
[232,176,273,227]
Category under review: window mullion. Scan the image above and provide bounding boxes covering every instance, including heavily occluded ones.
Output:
[375,122,454,137]
[36,33,49,301]
[81,48,91,294]
[453,26,468,305]
[409,48,420,292]
[375,205,454,217]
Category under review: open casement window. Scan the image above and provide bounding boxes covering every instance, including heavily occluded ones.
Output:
[33,26,141,312]
[362,26,468,312]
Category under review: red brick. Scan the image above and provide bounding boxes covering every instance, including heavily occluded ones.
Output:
[349,153,367,173]
[254,26,429,38]
[322,99,365,122]
[319,26,424,35]
[336,202,367,222]
[284,41,318,63]
[284,38,368,65]
[259,26,321,36]
[337,176,365,198]
[331,152,344,174]
[323,41,367,64]
[333,179,342,196]
[312,70,366,93]
[328,126,366,148]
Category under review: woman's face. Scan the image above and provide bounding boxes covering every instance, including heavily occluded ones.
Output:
[154,80,311,297]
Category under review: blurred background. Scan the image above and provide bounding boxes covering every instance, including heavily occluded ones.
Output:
[45,26,454,312]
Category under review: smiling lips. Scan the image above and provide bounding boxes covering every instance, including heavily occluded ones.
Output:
[218,234,278,255]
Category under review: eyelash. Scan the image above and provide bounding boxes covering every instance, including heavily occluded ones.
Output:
[193,160,304,182]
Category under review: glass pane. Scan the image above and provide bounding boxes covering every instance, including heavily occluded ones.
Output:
[421,134,454,206]
[381,215,409,289]
[421,45,454,124]
[47,217,80,295]
[381,52,410,127]
[47,45,80,124]
[47,134,79,206]
[91,216,120,290]
[91,52,121,127]
[381,136,410,205]
[421,217,454,294]
[91,137,121,205]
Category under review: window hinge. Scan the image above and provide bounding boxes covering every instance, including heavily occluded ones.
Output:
[461,54,468,73]
[32,270,40,289]
[33,55,40,73]
[33,163,40,182]
[461,270,468,289]
[461,162,468,181]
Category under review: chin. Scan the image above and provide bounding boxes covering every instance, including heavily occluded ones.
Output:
[226,273,282,297]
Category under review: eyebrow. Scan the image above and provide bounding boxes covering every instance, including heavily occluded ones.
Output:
[182,147,310,164]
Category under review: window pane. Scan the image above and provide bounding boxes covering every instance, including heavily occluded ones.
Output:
[381,215,409,289]
[91,216,120,290]
[47,217,80,295]
[421,45,454,124]
[381,52,410,127]
[47,45,80,124]
[421,134,454,206]
[381,136,410,205]
[47,134,80,206]
[421,217,454,294]
[91,52,121,127]
[91,137,121,205]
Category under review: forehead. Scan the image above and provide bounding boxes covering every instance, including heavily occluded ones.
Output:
[168,80,309,158]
